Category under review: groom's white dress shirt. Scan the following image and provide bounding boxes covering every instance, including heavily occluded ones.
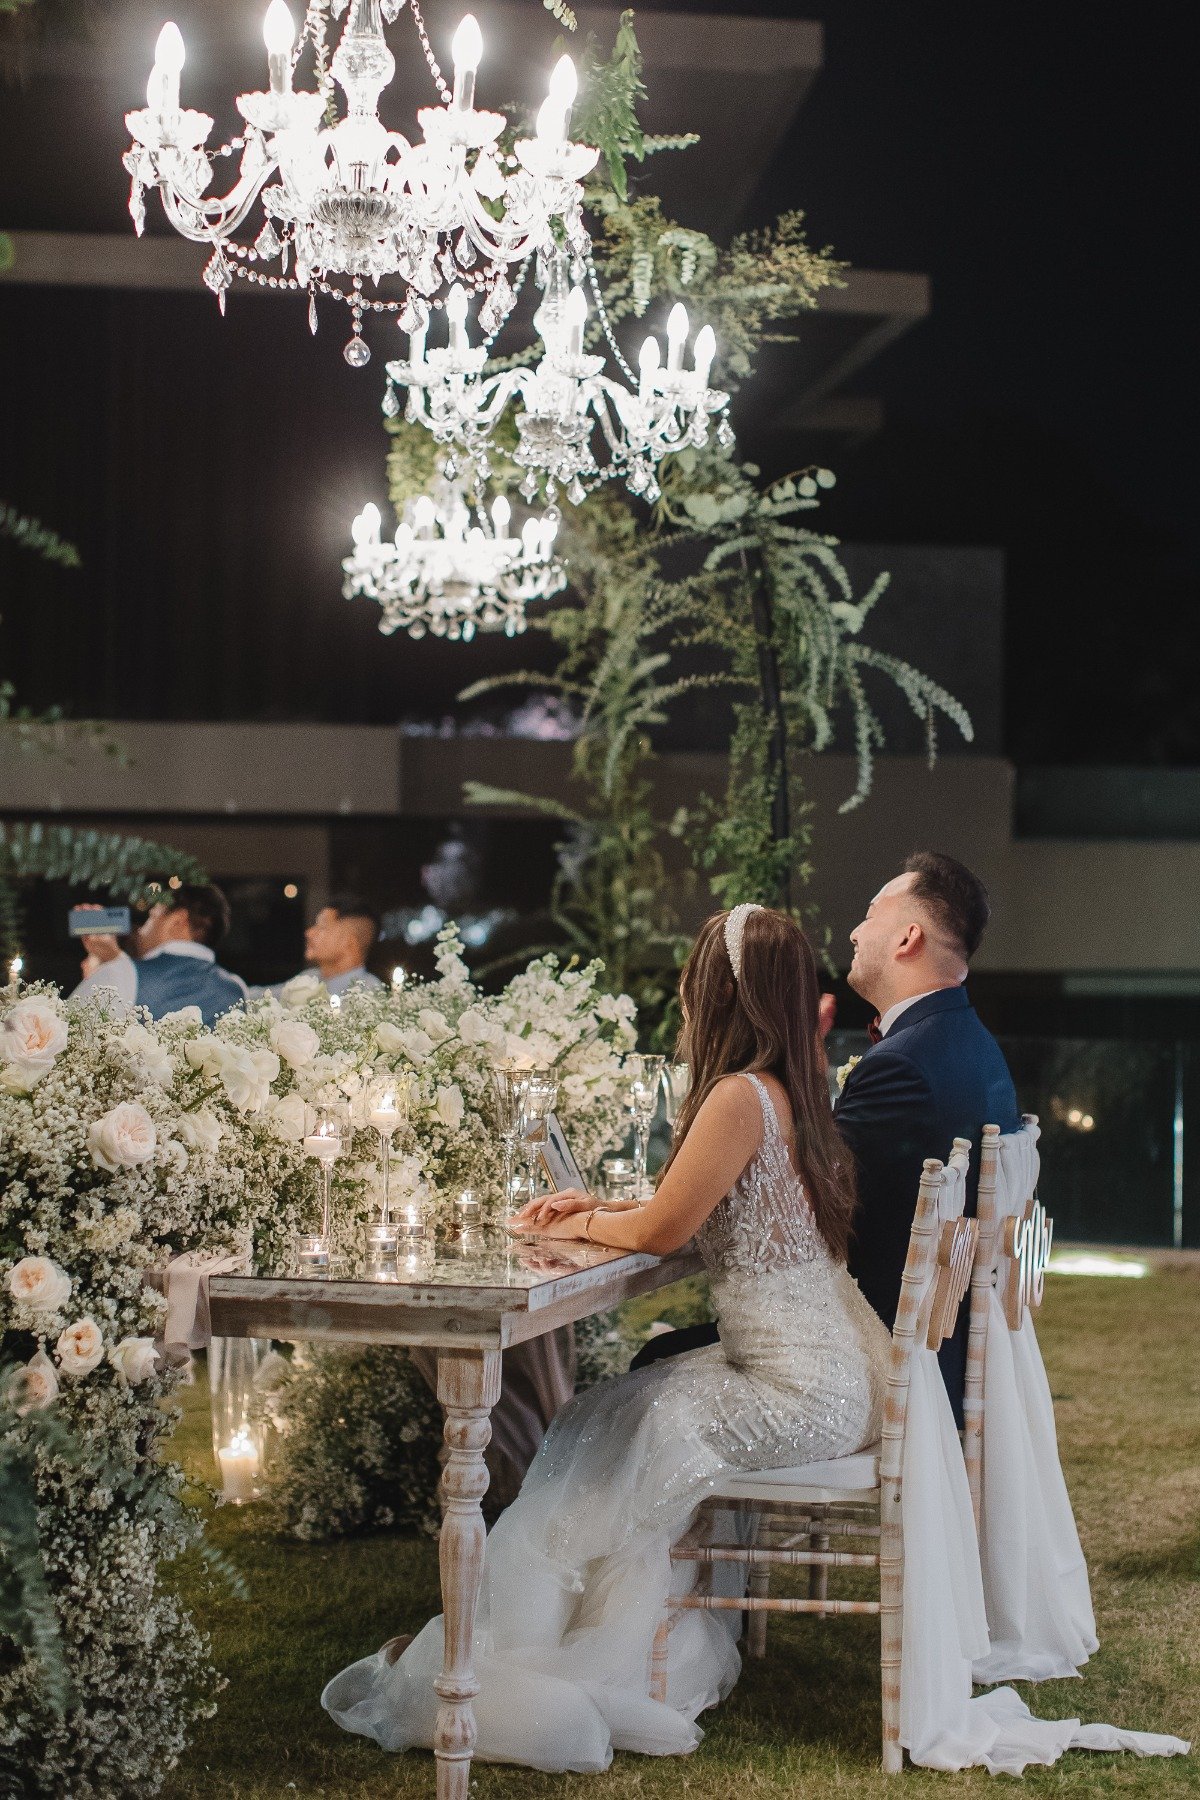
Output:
[71,940,248,1007]
[876,986,960,1039]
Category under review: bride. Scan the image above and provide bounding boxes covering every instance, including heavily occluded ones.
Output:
[323,903,892,1770]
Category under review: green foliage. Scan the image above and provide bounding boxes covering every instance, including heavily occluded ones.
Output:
[0,1377,83,1720]
[571,10,646,201]
[0,502,80,568]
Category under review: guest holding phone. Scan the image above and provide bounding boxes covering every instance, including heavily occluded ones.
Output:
[71,884,247,1026]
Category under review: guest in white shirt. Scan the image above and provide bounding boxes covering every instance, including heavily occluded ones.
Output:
[267,892,384,999]
[72,884,249,1026]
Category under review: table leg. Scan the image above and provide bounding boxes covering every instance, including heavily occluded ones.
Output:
[434,1347,501,1800]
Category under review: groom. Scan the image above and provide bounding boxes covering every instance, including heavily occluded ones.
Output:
[634,851,1019,1425]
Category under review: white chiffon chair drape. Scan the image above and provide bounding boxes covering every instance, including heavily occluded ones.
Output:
[965,1119,1099,1682]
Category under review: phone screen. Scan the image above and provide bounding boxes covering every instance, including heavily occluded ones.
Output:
[68,906,132,938]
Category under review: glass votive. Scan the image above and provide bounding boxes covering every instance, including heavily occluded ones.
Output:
[364,1219,400,1260]
[601,1156,638,1205]
[294,1231,330,1275]
[216,1426,261,1504]
[397,1198,426,1240]
[456,1188,482,1233]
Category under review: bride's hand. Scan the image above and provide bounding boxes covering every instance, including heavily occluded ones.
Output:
[508,1208,595,1241]
[509,1188,597,1229]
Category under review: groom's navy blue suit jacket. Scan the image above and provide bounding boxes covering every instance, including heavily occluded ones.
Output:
[836,986,1020,1422]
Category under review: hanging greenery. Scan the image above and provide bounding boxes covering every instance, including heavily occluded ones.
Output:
[379,13,972,1038]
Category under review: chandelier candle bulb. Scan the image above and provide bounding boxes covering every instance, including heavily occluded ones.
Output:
[666,302,689,372]
[451,14,482,112]
[149,21,185,113]
[639,333,661,397]
[446,283,469,353]
[564,285,588,357]
[263,0,295,93]
[548,54,577,135]
[352,503,382,548]
[535,94,566,146]
[408,321,427,365]
[693,323,715,388]
[491,494,511,535]
[413,495,437,537]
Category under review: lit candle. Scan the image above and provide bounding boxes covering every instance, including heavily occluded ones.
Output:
[150,21,185,114]
[391,964,406,990]
[369,1092,403,1132]
[218,1428,260,1503]
[263,0,295,96]
[399,1199,424,1238]
[445,283,469,354]
[666,302,689,373]
[564,284,587,357]
[490,494,511,537]
[408,320,427,365]
[456,1188,481,1229]
[693,323,715,389]
[304,1126,340,1163]
[451,14,482,112]
[329,993,341,1012]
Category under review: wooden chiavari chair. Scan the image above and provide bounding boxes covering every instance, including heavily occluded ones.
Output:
[649,1142,977,1773]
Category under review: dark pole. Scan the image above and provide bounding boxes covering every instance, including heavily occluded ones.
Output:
[741,546,792,910]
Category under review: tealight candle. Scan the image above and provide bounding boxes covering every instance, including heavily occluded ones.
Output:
[368,1097,403,1132]
[303,1129,340,1163]
[218,1428,260,1503]
[398,1199,425,1239]
[294,1231,330,1274]
[456,1188,481,1230]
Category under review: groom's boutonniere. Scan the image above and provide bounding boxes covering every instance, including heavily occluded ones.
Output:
[835,1055,862,1093]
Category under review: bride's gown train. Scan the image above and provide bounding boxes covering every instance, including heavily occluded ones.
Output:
[323,1073,891,1769]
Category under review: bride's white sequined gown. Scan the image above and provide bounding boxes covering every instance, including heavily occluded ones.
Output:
[323,1073,891,1770]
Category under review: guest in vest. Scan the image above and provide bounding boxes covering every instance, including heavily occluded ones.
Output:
[263,892,384,1000]
[72,884,248,1026]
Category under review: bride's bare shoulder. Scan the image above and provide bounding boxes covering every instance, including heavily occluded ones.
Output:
[701,1073,767,1134]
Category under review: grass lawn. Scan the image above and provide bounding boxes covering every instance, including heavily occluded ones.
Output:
[163,1261,1199,1799]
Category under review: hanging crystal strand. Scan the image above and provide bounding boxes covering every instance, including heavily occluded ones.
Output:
[585,245,638,386]
[407,0,452,104]
[309,293,319,334]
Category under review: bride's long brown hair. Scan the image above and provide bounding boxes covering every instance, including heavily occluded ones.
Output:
[662,908,857,1263]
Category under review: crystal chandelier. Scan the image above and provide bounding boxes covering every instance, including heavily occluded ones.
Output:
[343,478,565,639]
[386,249,733,504]
[122,1,599,364]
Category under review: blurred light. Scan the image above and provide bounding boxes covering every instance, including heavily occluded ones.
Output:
[1067,1108,1082,1125]
[283,883,299,900]
[1081,1114,1095,1131]
[1049,1253,1148,1279]
[391,966,406,989]
[329,993,341,1012]
[9,955,23,980]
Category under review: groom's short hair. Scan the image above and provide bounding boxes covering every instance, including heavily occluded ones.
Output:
[903,852,991,960]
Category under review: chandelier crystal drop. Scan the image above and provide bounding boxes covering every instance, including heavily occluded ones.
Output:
[386,250,733,505]
[122,1,599,346]
[343,478,566,640]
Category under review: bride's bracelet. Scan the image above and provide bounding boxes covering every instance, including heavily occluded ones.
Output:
[583,1208,607,1243]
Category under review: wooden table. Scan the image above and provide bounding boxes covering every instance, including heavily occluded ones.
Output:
[207,1234,702,1800]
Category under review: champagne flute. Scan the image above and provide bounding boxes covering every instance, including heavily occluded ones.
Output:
[492,1064,530,1215]
[662,1061,691,1128]
[626,1054,666,1198]
[519,1068,559,1209]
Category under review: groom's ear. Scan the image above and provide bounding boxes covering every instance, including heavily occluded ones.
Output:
[895,920,926,961]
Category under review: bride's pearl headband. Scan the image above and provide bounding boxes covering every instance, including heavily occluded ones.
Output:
[724,903,764,981]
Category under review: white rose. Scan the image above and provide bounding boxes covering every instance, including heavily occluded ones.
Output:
[184,1038,224,1075]
[9,1350,59,1415]
[457,1007,504,1048]
[7,1255,71,1314]
[159,1004,203,1028]
[56,1317,105,1377]
[267,1091,308,1141]
[281,971,324,1008]
[0,998,68,1076]
[161,1138,189,1176]
[176,1107,224,1155]
[400,1028,436,1064]
[270,1018,321,1069]
[88,1101,157,1172]
[219,1046,279,1114]
[434,1083,464,1130]
[375,1021,406,1054]
[108,1336,160,1385]
[121,1022,173,1087]
[416,1008,454,1044]
[0,1059,45,1095]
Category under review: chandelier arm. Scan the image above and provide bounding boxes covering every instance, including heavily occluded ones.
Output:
[157,161,277,242]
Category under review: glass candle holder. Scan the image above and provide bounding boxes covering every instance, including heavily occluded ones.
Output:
[492,1064,530,1215]
[601,1155,639,1207]
[302,1102,347,1252]
[397,1197,426,1241]
[294,1231,331,1275]
[367,1076,408,1238]
[456,1188,482,1233]
[625,1054,665,1197]
[518,1068,559,1208]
